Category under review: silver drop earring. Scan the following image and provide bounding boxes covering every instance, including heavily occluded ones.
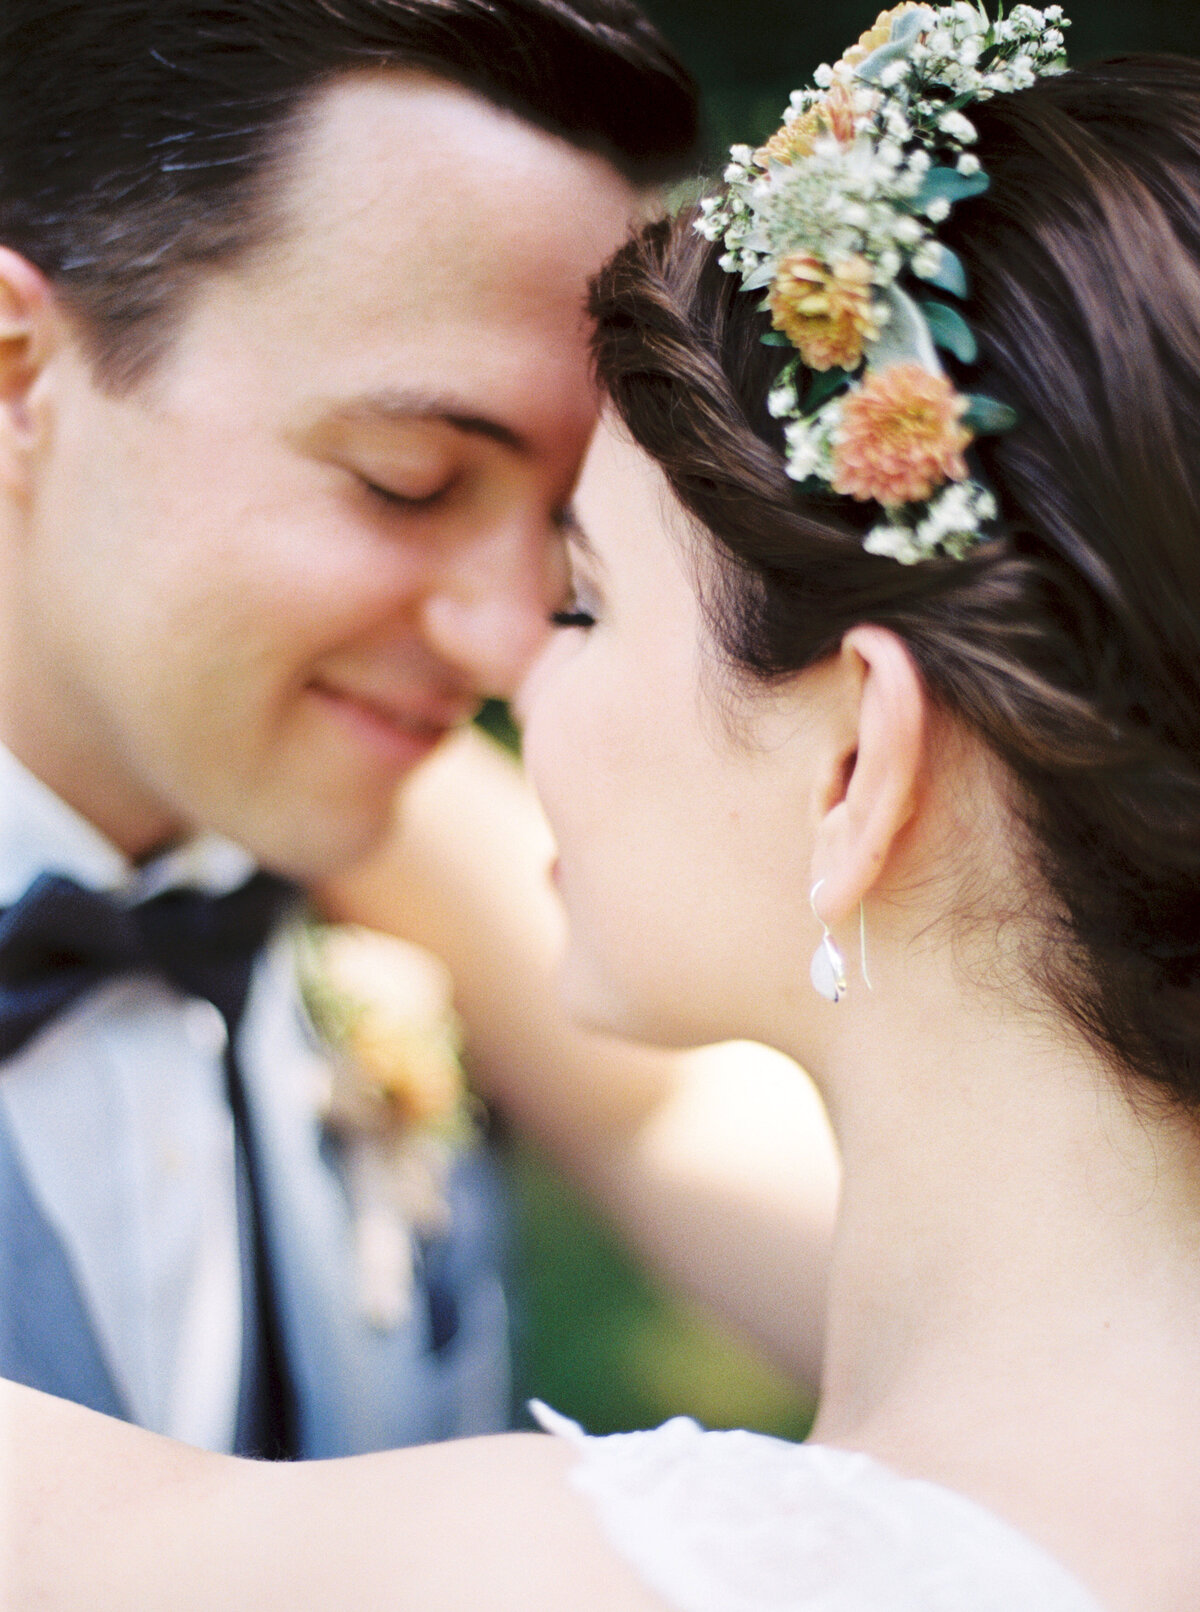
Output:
[859,901,873,992]
[809,880,848,1003]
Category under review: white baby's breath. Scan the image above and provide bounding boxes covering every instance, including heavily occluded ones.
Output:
[695,2,1070,562]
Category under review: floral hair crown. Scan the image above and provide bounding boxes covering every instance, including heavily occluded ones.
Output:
[696,3,1069,564]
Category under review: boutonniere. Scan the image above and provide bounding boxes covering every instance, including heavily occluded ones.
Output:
[298,922,478,1332]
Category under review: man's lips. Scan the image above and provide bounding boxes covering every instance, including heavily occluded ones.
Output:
[310,680,476,767]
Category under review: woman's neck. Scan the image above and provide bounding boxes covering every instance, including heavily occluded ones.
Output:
[802,981,1200,1611]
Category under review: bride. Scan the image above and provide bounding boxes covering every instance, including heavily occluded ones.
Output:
[7,7,1200,1609]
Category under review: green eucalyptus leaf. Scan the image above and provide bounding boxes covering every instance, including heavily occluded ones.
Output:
[804,365,852,410]
[856,9,930,84]
[922,300,978,363]
[963,394,1018,434]
[909,166,990,212]
[865,285,940,374]
[917,244,969,299]
[890,6,933,46]
[855,38,911,84]
[760,330,792,348]
[743,262,774,293]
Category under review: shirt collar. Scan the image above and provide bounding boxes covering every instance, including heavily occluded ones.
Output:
[0,743,259,906]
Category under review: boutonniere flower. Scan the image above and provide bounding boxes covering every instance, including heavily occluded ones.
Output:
[299,922,478,1331]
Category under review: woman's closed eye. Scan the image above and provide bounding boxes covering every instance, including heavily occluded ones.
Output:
[550,512,602,628]
[550,576,599,629]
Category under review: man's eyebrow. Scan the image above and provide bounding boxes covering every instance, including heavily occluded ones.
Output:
[330,390,528,453]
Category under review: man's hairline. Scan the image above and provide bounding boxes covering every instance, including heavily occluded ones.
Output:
[82,61,645,399]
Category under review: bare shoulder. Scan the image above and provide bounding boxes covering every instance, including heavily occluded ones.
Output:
[266,1431,674,1612]
[0,1380,669,1612]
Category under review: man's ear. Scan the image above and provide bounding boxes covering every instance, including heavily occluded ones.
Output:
[808,624,926,923]
[0,245,56,423]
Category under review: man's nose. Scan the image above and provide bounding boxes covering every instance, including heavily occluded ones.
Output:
[419,529,558,700]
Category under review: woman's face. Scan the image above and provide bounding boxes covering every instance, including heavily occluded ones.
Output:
[518,415,822,1050]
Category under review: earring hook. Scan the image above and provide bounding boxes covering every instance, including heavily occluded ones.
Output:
[811,881,873,994]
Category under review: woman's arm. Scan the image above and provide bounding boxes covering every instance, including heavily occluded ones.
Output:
[1,1380,663,1612]
[317,723,839,1389]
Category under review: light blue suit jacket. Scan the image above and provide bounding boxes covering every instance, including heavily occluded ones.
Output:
[0,749,511,1453]
[0,1013,512,1456]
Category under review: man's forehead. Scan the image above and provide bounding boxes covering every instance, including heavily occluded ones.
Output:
[251,72,642,343]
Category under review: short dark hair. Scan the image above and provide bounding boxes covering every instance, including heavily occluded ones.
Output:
[591,56,1200,1112]
[0,0,698,385]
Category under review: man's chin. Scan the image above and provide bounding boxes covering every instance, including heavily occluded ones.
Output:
[220,792,400,886]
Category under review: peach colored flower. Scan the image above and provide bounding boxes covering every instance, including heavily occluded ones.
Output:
[833,363,972,506]
[839,3,925,70]
[767,252,881,372]
[314,927,466,1129]
[756,80,862,166]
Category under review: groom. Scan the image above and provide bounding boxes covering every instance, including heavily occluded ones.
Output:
[0,0,697,1460]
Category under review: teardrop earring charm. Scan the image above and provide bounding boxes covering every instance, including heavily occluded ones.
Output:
[809,881,847,1003]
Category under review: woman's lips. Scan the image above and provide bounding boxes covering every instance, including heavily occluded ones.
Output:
[310,681,471,772]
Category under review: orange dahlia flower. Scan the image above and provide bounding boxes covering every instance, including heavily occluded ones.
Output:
[756,80,862,166]
[833,363,972,506]
[767,253,881,372]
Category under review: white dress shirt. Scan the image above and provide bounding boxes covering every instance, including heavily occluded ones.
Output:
[0,743,271,1450]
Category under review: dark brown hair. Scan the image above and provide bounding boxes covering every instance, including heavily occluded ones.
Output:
[0,0,698,387]
[590,55,1200,1108]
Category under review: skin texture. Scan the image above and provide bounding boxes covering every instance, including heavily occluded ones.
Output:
[0,71,639,876]
[519,414,851,1050]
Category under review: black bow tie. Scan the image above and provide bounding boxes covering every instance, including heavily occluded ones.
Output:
[0,870,300,1061]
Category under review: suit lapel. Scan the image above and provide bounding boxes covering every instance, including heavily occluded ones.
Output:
[238,933,447,1457]
[0,1106,128,1419]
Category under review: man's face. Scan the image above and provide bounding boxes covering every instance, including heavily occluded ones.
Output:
[0,73,638,875]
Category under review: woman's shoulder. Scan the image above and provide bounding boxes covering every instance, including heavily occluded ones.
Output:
[530,1404,1106,1612]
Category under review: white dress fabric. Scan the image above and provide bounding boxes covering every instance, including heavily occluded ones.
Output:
[532,1404,1107,1612]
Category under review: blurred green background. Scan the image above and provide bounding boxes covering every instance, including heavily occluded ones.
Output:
[508,0,1200,1441]
[510,1140,816,1439]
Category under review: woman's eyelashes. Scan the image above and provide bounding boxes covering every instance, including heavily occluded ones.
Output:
[550,576,599,629]
[550,605,596,629]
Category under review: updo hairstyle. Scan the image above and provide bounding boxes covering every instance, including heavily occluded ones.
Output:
[589,57,1200,1109]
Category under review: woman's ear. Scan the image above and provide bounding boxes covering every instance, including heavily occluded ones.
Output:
[808,624,926,923]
